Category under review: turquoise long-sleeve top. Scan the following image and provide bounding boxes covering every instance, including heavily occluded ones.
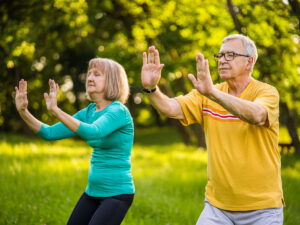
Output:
[37,101,135,197]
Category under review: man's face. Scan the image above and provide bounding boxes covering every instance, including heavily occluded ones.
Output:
[217,39,250,80]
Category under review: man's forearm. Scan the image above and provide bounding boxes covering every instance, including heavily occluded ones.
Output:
[147,87,184,120]
[208,89,267,126]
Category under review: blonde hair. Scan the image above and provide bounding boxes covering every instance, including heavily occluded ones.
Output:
[86,58,130,104]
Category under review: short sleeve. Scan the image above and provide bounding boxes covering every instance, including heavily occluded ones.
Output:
[253,85,279,127]
[175,89,204,126]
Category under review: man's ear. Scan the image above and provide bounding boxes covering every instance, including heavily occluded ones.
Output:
[246,56,254,71]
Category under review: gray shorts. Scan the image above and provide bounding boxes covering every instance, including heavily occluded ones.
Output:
[196,199,283,225]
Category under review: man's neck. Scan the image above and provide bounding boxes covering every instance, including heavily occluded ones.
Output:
[226,76,253,97]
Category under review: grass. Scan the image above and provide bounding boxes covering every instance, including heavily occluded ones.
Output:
[0,127,300,225]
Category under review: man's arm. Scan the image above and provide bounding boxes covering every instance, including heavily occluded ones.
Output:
[188,53,268,126]
[141,46,185,120]
[146,87,184,120]
[208,89,268,126]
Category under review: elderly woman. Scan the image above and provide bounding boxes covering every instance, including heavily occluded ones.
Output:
[15,58,134,225]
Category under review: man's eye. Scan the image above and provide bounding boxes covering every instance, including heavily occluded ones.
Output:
[227,53,234,57]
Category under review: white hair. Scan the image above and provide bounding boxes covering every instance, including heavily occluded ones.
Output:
[222,34,258,70]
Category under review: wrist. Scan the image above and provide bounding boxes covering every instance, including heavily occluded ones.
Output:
[17,108,27,114]
[205,87,218,101]
[49,106,60,116]
[142,86,157,93]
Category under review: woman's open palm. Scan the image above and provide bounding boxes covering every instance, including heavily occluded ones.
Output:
[15,79,28,111]
[44,79,59,112]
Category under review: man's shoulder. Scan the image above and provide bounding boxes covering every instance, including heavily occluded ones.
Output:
[252,79,279,94]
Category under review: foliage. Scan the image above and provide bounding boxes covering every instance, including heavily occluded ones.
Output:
[0,0,299,131]
[1,128,300,224]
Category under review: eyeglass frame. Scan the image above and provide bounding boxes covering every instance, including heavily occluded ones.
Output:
[214,51,250,62]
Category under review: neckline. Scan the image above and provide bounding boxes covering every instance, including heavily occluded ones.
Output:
[93,100,117,113]
[225,79,254,98]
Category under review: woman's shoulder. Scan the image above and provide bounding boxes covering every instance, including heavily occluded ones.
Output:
[108,101,129,112]
[108,101,132,117]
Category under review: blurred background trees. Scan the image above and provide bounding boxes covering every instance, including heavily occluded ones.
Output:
[1,0,299,151]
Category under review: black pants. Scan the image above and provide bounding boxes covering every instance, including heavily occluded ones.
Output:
[67,192,134,225]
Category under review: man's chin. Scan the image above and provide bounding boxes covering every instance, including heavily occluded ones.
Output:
[219,73,230,80]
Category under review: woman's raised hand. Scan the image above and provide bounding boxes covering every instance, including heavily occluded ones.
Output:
[15,79,28,112]
[44,79,59,113]
[141,46,164,90]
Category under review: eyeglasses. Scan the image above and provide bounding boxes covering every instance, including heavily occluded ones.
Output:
[214,52,250,62]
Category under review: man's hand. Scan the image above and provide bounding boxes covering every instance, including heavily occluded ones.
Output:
[44,79,59,114]
[15,79,29,112]
[141,46,164,90]
[188,53,215,97]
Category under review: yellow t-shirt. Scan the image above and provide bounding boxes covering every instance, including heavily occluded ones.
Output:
[175,79,283,211]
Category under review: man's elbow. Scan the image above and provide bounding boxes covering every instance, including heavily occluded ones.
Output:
[252,109,268,126]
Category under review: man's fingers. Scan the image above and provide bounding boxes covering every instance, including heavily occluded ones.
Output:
[205,59,210,74]
[148,46,155,64]
[154,50,160,65]
[196,53,205,72]
[158,64,164,71]
[188,73,197,87]
[15,86,19,94]
[143,52,147,65]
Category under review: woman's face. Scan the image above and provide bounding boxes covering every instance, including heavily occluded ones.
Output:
[86,67,106,98]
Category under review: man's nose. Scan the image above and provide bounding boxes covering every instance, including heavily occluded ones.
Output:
[218,55,226,64]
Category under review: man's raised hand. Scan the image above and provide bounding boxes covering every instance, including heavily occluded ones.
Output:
[188,53,214,97]
[141,46,164,90]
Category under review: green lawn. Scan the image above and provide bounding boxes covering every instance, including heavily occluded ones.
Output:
[0,128,300,225]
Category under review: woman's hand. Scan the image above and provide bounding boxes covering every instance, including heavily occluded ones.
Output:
[15,79,28,112]
[44,79,59,114]
[141,46,164,90]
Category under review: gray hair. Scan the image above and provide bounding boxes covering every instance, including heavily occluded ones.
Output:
[222,34,258,66]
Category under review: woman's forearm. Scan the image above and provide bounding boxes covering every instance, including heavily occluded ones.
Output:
[50,107,80,133]
[18,109,42,133]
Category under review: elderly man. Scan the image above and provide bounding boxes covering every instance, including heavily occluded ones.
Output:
[141,34,284,225]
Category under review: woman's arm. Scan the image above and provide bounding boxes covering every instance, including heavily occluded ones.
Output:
[15,79,42,132]
[44,79,80,133]
[15,79,79,140]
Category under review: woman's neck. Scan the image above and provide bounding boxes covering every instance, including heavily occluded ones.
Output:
[91,96,113,111]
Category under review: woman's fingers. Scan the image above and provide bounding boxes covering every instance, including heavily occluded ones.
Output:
[19,79,27,93]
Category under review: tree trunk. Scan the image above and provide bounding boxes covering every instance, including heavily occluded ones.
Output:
[288,0,300,29]
[280,102,300,155]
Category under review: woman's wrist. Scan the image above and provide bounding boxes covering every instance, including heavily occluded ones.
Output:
[17,108,28,114]
[49,106,60,117]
